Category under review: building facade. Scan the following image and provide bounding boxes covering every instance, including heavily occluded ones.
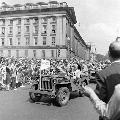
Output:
[0,1,90,60]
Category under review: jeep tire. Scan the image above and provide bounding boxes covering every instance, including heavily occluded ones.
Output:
[29,85,42,102]
[56,87,70,106]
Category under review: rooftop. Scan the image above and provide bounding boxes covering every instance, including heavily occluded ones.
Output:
[0,1,67,9]
[0,1,77,24]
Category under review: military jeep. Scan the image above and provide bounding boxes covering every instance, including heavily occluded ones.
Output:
[29,73,86,106]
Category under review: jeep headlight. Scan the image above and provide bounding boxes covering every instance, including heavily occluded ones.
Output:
[53,79,57,84]
[58,79,63,83]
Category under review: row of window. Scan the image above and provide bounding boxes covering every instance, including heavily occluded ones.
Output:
[0,49,56,58]
[0,37,56,46]
[0,17,57,25]
[0,24,56,35]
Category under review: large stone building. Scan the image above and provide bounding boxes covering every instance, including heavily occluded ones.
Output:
[0,1,90,60]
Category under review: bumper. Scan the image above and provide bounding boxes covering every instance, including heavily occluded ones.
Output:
[29,89,56,97]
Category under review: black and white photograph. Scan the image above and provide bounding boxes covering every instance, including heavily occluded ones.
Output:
[0,0,120,120]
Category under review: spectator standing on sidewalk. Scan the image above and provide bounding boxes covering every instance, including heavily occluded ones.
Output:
[11,62,17,90]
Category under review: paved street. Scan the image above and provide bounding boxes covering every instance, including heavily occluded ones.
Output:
[0,84,99,120]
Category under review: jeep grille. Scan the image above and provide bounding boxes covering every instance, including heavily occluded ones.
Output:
[41,77,52,90]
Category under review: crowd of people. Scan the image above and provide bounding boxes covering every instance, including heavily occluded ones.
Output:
[0,56,110,91]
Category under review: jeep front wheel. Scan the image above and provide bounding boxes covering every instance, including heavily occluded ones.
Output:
[55,87,70,106]
[29,85,42,102]
[29,92,41,102]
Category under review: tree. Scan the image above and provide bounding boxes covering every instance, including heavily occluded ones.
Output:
[95,54,108,62]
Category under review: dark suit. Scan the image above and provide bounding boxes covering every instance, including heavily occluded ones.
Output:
[95,62,120,120]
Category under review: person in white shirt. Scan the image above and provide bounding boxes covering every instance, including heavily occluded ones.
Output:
[82,84,120,120]
[73,63,83,85]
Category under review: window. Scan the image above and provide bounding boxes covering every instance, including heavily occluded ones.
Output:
[51,17,56,22]
[17,26,21,34]
[26,37,30,45]
[1,38,4,46]
[51,50,54,58]
[9,20,13,25]
[33,18,38,23]
[16,50,19,58]
[8,50,11,57]
[25,50,28,57]
[42,25,47,34]
[34,37,38,45]
[42,17,47,23]
[26,18,30,23]
[25,5,30,10]
[9,27,13,34]
[1,27,5,35]
[34,26,38,34]
[2,7,6,11]
[26,26,29,32]
[16,7,20,10]
[43,37,46,45]
[51,25,56,33]
[50,3,58,8]
[42,50,45,58]
[52,37,55,46]
[33,50,36,58]
[2,20,5,25]
[17,19,21,24]
[9,38,12,45]
[18,38,20,45]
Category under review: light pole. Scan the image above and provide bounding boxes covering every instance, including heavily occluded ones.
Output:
[56,45,58,60]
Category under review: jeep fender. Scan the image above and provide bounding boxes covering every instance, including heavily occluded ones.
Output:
[55,83,72,94]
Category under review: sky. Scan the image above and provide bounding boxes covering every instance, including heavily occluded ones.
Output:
[0,0,120,55]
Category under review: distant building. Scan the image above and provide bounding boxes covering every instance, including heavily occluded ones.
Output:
[0,1,90,59]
